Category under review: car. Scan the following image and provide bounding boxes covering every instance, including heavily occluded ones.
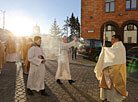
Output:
[78,39,111,62]
[126,46,138,66]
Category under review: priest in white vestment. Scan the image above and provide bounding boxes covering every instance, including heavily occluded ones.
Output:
[94,35,128,102]
[55,36,77,84]
[27,36,49,96]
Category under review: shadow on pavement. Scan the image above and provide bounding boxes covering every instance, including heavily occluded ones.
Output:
[23,71,59,102]
[0,62,16,102]
[59,84,79,102]
[72,85,97,102]
[45,64,55,77]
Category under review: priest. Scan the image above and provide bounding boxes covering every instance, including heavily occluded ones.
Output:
[5,37,17,62]
[24,38,33,74]
[55,36,77,84]
[0,40,6,74]
[94,35,128,102]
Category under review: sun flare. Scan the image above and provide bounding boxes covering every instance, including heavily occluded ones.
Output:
[6,12,34,37]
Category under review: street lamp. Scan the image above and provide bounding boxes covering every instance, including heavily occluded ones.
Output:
[0,10,6,30]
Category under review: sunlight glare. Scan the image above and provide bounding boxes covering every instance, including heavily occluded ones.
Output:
[6,13,34,37]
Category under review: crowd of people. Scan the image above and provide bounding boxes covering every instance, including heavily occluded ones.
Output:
[0,35,128,101]
[0,36,33,74]
[0,36,78,96]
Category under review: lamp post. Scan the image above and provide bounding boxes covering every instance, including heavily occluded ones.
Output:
[0,10,6,31]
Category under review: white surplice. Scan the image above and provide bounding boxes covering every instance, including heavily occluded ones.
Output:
[27,46,46,92]
[55,40,76,80]
[94,41,126,80]
[6,53,17,62]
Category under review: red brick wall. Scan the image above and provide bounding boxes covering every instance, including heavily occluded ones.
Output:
[81,0,138,40]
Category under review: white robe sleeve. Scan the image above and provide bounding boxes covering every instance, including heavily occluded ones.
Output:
[61,40,76,49]
[94,47,118,80]
[94,47,104,80]
[28,47,43,66]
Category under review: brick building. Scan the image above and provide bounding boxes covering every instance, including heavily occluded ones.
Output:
[81,0,138,43]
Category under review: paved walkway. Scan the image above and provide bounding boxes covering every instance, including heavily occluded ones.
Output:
[26,60,99,102]
[69,54,96,67]
[0,62,16,102]
[0,55,138,102]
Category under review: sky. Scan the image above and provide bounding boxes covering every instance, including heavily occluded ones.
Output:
[0,0,81,36]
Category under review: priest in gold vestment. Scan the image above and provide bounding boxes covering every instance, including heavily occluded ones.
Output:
[0,40,6,74]
[19,38,27,62]
[24,38,33,74]
[94,35,128,102]
[5,37,17,62]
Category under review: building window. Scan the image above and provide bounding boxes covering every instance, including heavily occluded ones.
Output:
[128,37,132,43]
[106,25,116,31]
[105,0,115,12]
[105,25,116,41]
[106,37,108,41]
[127,24,134,31]
[124,24,137,43]
[126,0,137,10]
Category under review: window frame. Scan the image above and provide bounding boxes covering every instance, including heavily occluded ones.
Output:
[105,0,116,13]
[106,25,116,31]
[128,37,132,43]
[126,0,137,10]
[127,24,134,31]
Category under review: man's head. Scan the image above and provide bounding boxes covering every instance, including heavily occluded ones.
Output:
[111,35,121,45]
[34,36,41,45]
[62,36,67,43]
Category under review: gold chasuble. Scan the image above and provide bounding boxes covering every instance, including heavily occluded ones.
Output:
[5,39,17,54]
[19,40,27,61]
[0,41,5,68]
[19,42,25,60]
[24,42,32,73]
[100,64,127,97]
[5,38,17,62]
[94,41,128,102]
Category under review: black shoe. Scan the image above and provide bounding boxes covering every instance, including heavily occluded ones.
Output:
[40,90,49,96]
[27,88,34,95]
[56,79,62,84]
[68,80,75,85]
[23,72,29,75]
[102,99,107,102]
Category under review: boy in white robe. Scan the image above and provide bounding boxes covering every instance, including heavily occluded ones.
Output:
[27,36,49,96]
[55,36,77,84]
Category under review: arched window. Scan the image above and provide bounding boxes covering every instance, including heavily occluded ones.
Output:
[104,25,116,41]
[124,24,137,43]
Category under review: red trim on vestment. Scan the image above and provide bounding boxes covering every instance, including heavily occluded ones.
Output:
[100,69,110,90]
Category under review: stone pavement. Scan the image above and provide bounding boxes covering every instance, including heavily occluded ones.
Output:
[26,60,99,102]
[0,55,138,102]
[69,54,96,67]
[0,62,16,102]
